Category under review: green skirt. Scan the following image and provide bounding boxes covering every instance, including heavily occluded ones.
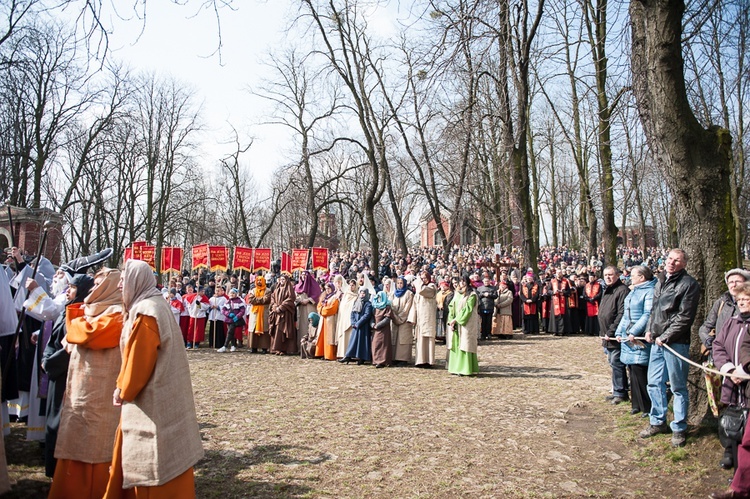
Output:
[447,330,479,376]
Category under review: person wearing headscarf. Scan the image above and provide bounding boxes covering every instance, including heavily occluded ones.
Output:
[300,312,321,359]
[49,268,124,499]
[340,288,373,365]
[371,291,393,368]
[315,281,339,360]
[381,276,394,299]
[446,276,480,376]
[410,270,438,368]
[335,279,359,359]
[269,274,298,355]
[39,274,94,478]
[296,271,322,348]
[104,260,203,498]
[390,276,415,366]
[246,275,271,353]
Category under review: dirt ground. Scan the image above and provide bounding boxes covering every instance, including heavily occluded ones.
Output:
[2,333,735,498]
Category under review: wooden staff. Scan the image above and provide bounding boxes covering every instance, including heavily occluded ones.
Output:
[5,200,16,249]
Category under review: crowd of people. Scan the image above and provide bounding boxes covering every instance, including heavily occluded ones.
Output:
[2,242,750,497]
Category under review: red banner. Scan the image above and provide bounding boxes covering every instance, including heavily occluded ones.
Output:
[161,247,183,273]
[311,247,329,271]
[124,241,147,263]
[192,244,209,270]
[252,248,272,272]
[233,246,253,272]
[209,246,228,271]
[291,249,309,272]
[281,252,291,276]
[141,245,156,271]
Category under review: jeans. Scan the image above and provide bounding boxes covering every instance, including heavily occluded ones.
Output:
[647,342,690,432]
[606,347,629,398]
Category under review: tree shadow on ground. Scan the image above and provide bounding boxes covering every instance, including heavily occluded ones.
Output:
[3,425,49,498]
[479,364,583,380]
[0,479,49,499]
[196,445,327,498]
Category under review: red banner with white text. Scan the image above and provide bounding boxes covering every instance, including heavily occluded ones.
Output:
[192,244,209,270]
[291,249,309,272]
[232,246,253,272]
[311,247,329,271]
[209,246,228,272]
[252,248,272,273]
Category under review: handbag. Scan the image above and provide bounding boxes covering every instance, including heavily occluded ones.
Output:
[719,404,748,443]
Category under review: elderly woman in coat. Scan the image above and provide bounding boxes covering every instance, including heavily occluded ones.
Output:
[708,282,750,499]
[492,280,514,339]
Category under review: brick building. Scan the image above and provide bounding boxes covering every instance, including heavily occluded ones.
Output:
[0,205,63,265]
[617,225,657,248]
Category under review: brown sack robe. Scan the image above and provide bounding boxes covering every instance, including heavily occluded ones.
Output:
[269,277,298,355]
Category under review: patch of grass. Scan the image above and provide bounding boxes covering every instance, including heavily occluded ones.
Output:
[666,446,689,462]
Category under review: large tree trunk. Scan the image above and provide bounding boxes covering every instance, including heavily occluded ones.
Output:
[630,0,738,424]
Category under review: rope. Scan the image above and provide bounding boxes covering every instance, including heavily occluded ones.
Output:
[660,342,750,381]
[594,334,750,381]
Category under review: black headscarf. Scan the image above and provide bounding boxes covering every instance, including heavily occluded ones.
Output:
[69,274,95,304]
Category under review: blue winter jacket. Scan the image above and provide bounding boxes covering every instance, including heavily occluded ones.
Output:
[616,278,656,365]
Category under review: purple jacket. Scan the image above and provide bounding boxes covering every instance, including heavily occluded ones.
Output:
[222,297,246,323]
[713,313,750,405]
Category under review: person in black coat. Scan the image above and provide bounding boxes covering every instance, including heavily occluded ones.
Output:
[476,277,498,340]
[598,266,630,405]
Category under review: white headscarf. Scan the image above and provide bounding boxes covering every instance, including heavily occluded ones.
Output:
[122,260,162,313]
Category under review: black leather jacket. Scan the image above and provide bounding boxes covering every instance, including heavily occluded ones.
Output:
[647,269,701,345]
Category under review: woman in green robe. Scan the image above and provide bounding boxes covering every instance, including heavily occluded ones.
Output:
[447,276,480,376]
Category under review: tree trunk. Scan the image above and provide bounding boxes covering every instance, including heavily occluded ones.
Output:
[630,0,738,424]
